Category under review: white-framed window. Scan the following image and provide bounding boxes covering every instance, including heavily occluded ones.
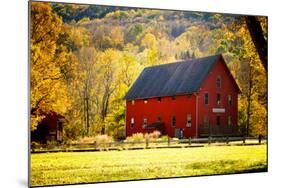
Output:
[143,118,147,127]
[216,75,221,88]
[228,116,232,126]
[216,93,221,105]
[130,117,135,128]
[204,93,209,105]
[131,100,135,105]
[204,115,209,127]
[144,99,148,104]
[171,115,176,127]
[187,113,191,128]
[228,95,232,106]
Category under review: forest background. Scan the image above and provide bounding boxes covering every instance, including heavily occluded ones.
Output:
[30,2,267,141]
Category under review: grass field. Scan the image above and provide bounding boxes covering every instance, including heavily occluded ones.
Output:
[31,145,267,186]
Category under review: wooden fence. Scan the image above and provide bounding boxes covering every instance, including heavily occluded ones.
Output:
[31,136,266,153]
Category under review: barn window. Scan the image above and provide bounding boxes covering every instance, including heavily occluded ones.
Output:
[204,115,209,127]
[143,118,147,127]
[216,75,221,88]
[228,116,232,126]
[130,118,135,128]
[131,100,135,105]
[228,95,232,106]
[157,115,161,123]
[157,97,161,103]
[144,99,148,104]
[172,96,176,100]
[216,116,221,126]
[216,93,221,105]
[187,113,191,128]
[172,115,176,127]
[204,93,209,105]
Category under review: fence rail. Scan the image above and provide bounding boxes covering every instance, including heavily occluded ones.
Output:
[199,125,240,136]
[31,136,267,153]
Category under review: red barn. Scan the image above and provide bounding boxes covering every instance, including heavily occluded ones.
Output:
[124,54,241,138]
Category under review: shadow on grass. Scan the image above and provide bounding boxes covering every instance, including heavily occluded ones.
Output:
[185,159,267,175]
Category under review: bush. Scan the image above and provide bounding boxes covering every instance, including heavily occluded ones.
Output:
[149,131,161,140]
[76,136,96,144]
[31,141,40,152]
[126,131,161,142]
[126,133,145,142]
[46,140,58,149]
[160,135,169,141]
[94,135,114,145]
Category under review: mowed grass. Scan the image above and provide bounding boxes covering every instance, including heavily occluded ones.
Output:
[31,145,267,186]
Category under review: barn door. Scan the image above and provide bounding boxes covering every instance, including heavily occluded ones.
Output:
[175,128,183,139]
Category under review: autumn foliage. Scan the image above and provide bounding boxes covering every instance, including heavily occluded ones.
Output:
[30,2,267,138]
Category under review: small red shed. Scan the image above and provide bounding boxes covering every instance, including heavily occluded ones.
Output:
[124,54,241,138]
[31,112,64,143]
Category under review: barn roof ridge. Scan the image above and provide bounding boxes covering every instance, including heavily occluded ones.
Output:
[124,54,223,100]
[143,54,222,70]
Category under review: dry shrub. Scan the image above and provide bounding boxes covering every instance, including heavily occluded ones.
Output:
[94,135,114,145]
[74,135,113,146]
[149,130,161,139]
[126,131,161,142]
[76,136,96,144]
[126,133,144,142]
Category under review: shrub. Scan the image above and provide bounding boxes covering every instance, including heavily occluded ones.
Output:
[126,131,161,142]
[76,136,96,144]
[126,133,145,142]
[31,141,40,152]
[149,131,161,139]
[160,135,169,141]
[94,135,114,145]
[93,135,114,151]
[46,140,57,149]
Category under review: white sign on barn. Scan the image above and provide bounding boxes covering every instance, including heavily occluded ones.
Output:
[212,108,225,113]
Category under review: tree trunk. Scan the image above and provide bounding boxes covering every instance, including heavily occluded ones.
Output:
[100,93,110,135]
[86,96,90,135]
[245,16,267,71]
[246,66,253,137]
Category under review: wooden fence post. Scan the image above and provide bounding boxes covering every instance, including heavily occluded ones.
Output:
[168,137,170,147]
[258,134,262,145]
[243,136,246,144]
[145,138,149,149]
[189,137,191,145]
[226,136,229,144]
[208,136,211,145]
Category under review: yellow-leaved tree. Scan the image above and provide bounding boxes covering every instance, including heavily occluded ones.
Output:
[30,2,72,130]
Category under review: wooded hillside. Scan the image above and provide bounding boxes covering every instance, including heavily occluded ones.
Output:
[30,2,267,140]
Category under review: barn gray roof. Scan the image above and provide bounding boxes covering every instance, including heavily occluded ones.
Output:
[124,54,222,100]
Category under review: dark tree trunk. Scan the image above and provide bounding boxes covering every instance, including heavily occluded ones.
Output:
[83,93,86,135]
[246,66,253,137]
[100,93,110,135]
[245,16,268,71]
[86,96,90,135]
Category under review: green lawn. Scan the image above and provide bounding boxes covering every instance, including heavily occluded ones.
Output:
[31,145,267,186]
